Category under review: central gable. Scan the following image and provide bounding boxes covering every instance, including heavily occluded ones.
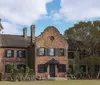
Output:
[36,26,68,48]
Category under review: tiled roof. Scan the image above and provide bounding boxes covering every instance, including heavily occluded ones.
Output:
[0,34,31,48]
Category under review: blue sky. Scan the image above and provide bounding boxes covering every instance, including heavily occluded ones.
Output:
[0,0,100,36]
[34,0,75,36]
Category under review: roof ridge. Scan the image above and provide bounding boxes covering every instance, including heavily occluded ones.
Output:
[0,34,23,36]
[0,34,33,38]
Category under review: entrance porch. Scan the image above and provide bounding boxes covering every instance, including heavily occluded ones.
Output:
[37,58,67,78]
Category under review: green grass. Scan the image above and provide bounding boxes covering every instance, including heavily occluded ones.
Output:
[0,80,100,85]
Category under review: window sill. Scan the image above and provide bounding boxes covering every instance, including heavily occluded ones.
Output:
[17,57,25,58]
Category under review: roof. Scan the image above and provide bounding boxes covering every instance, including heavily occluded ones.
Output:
[0,34,31,48]
[0,26,67,48]
[46,58,59,64]
[44,26,60,34]
[38,26,61,36]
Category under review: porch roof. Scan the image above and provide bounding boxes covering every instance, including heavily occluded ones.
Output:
[46,58,60,64]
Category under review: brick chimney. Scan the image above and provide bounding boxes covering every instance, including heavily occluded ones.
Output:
[30,25,35,44]
[23,27,27,39]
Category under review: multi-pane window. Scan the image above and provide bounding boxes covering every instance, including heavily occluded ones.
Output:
[40,48,45,56]
[37,48,66,56]
[80,65,86,72]
[99,51,100,56]
[79,51,86,59]
[59,48,64,56]
[49,48,54,56]
[69,65,74,73]
[17,50,25,58]
[37,48,45,56]
[17,64,26,69]
[38,64,47,73]
[5,64,11,73]
[68,51,74,59]
[58,64,66,72]
[56,48,66,56]
[5,50,14,58]
[7,50,11,57]
[95,65,100,72]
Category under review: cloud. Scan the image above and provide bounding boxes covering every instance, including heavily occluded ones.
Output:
[1,21,21,35]
[0,0,53,34]
[53,0,100,21]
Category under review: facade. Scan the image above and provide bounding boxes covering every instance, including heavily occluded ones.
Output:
[0,25,68,78]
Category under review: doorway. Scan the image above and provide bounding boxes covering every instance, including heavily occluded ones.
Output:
[49,64,55,77]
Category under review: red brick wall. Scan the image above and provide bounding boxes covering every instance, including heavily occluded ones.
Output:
[0,48,27,73]
[35,26,68,77]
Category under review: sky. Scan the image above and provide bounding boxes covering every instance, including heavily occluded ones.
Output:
[0,0,100,36]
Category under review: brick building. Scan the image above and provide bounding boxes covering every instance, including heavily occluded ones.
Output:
[0,25,68,78]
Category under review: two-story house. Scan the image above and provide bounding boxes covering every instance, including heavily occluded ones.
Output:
[0,24,68,78]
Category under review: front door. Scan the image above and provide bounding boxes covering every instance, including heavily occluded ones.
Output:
[49,64,55,77]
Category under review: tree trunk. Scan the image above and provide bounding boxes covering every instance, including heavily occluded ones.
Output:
[97,69,100,79]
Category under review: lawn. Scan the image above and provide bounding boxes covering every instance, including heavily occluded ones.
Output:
[0,80,100,85]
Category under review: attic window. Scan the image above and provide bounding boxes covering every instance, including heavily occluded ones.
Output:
[50,36,54,41]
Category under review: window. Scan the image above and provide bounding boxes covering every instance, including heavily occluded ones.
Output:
[55,48,66,56]
[58,64,66,72]
[95,65,100,72]
[7,50,11,57]
[68,65,74,73]
[49,48,54,56]
[59,48,64,56]
[79,51,86,59]
[50,36,54,41]
[48,48,55,56]
[38,64,47,73]
[17,50,25,58]
[68,51,74,59]
[99,51,100,56]
[5,50,14,58]
[80,65,86,72]
[5,64,11,73]
[17,64,26,69]
[37,48,66,56]
[37,48,45,56]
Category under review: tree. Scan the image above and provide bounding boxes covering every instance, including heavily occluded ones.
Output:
[64,20,100,57]
[64,20,100,79]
